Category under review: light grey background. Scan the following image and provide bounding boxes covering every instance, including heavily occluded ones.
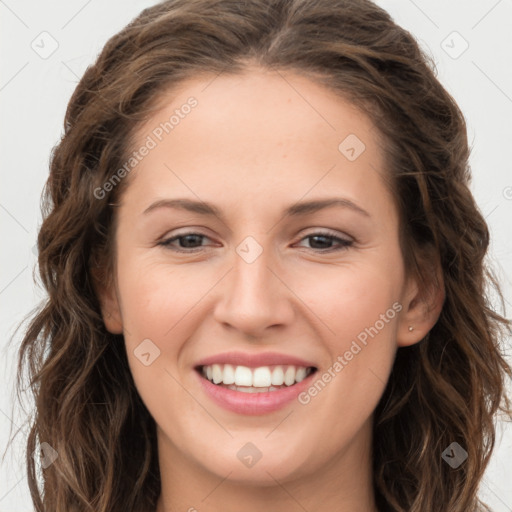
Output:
[1,0,511,510]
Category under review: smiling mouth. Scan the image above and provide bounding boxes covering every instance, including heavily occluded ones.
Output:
[197,364,317,393]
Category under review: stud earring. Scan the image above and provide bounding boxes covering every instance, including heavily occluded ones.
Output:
[408,326,414,331]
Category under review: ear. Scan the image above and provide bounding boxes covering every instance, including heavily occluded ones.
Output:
[98,284,124,334]
[396,256,445,347]
[92,267,124,335]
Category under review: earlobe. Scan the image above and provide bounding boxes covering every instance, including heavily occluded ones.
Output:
[397,269,445,348]
[93,273,124,334]
[101,297,124,334]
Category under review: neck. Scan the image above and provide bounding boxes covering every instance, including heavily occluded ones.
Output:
[155,418,378,512]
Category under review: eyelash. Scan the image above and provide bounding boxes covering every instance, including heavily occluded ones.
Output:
[157,230,354,253]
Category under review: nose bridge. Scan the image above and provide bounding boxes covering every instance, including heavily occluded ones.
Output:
[233,243,271,297]
[213,235,292,334]
[230,236,277,308]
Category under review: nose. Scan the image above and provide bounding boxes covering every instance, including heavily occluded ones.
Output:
[213,242,295,339]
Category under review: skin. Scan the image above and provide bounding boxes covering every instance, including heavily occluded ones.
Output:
[99,67,444,512]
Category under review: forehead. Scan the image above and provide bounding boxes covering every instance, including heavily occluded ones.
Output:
[122,68,395,223]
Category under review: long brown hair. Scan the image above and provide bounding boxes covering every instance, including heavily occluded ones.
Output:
[16,0,512,510]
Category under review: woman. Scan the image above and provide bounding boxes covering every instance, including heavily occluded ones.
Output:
[17,0,512,510]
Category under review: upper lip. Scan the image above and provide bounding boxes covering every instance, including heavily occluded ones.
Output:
[195,351,317,369]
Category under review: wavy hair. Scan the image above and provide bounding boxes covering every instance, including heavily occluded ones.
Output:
[15,0,512,510]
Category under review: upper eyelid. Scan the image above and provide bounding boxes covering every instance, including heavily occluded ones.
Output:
[161,227,352,240]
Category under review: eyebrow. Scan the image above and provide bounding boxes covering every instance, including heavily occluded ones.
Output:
[142,197,370,219]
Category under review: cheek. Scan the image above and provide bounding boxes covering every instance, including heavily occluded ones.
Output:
[292,259,402,415]
[117,256,199,340]
[297,260,402,345]
[117,259,199,411]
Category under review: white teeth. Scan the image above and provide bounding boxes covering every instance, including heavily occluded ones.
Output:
[295,367,307,382]
[212,364,222,384]
[253,367,272,387]
[223,364,235,385]
[226,385,282,393]
[271,366,284,385]
[284,366,296,386]
[234,365,253,386]
[201,364,313,388]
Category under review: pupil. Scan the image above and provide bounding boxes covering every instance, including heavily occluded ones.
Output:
[182,234,202,247]
[310,235,330,249]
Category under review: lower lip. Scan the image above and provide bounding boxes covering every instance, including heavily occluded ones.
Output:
[196,370,316,415]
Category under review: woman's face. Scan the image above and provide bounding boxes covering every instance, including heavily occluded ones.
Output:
[102,68,423,486]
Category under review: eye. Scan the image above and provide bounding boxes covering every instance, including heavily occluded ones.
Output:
[294,231,354,252]
[158,232,212,252]
[158,230,353,253]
